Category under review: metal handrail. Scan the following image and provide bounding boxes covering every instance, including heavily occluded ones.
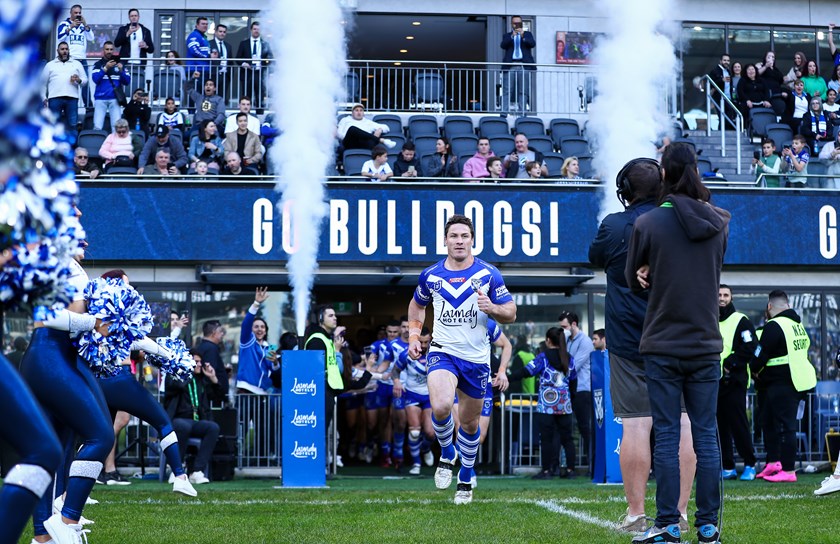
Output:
[703,75,743,174]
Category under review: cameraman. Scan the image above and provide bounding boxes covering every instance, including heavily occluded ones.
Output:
[163,350,221,484]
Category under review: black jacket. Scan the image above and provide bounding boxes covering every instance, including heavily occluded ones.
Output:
[719,302,757,388]
[708,64,731,100]
[500,31,536,68]
[195,338,229,402]
[164,373,221,421]
[393,156,424,178]
[736,77,769,108]
[235,38,273,65]
[503,147,545,179]
[750,308,803,388]
[589,199,655,362]
[626,194,730,359]
[114,23,155,60]
[123,100,151,134]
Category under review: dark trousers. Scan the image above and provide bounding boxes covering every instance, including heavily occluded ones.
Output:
[48,97,80,143]
[171,418,220,474]
[646,355,721,528]
[342,126,381,151]
[716,380,756,469]
[537,412,576,472]
[760,383,802,472]
[572,391,592,470]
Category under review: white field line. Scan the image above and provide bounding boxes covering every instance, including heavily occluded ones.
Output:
[534,499,617,530]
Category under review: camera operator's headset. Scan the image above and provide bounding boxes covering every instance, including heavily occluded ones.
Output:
[615,157,660,208]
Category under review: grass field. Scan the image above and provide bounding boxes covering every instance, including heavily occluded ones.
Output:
[16,469,840,544]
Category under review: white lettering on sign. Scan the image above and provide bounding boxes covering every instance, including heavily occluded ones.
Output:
[291,441,318,460]
[281,200,298,254]
[252,198,273,254]
[492,201,513,256]
[291,410,318,428]
[411,201,427,255]
[290,378,317,396]
[387,200,403,254]
[464,200,483,255]
[359,200,378,255]
[436,200,455,255]
[820,205,837,260]
[330,199,349,254]
[521,202,541,257]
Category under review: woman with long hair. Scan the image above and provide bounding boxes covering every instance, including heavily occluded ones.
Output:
[188,119,224,172]
[756,50,788,116]
[800,96,833,154]
[801,60,828,98]
[423,137,460,178]
[509,327,577,480]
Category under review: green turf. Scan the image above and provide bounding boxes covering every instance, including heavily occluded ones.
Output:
[16,471,840,543]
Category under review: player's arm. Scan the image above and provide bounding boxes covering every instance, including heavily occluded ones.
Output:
[493,332,512,391]
[407,298,426,359]
[477,292,516,324]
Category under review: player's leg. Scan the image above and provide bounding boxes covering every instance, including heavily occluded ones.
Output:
[100,410,130,484]
[362,390,379,463]
[420,402,435,466]
[453,358,490,493]
[427,357,458,489]
[478,382,494,445]
[406,401,423,473]
[391,397,407,469]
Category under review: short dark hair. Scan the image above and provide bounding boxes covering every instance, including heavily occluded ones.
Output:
[487,156,502,168]
[371,145,387,159]
[103,40,114,48]
[387,320,401,328]
[762,138,776,147]
[236,112,248,121]
[316,305,334,324]
[189,348,202,358]
[216,23,227,31]
[250,21,260,29]
[769,289,788,304]
[444,214,475,238]
[625,160,661,203]
[239,96,251,104]
[13,336,27,351]
[401,140,416,152]
[128,8,139,16]
[420,327,431,336]
[279,331,299,351]
[202,319,223,337]
[720,283,731,292]
[71,4,82,11]
[558,310,579,326]
[196,17,208,26]
[100,269,128,280]
[592,328,605,340]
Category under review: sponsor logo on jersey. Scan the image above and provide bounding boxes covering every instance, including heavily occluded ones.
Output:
[290,378,317,396]
[495,286,509,298]
[291,410,318,428]
[291,441,318,460]
[450,277,466,284]
[438,305,479,327]
[430,280,442,291]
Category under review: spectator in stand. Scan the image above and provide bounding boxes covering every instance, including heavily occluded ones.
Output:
[137,125,188,174]
[98,118,136,170]
[829,24,840,67]
[756,51,788,116]
[186,17,211,87]
[360,145,393,181]
[208,24,233,101]
[156,97,187,137]
[163,350,221,485]
[73,147,100,180]
[122,88,151,136]
[782,134,810,187]
[189,120,224,172]
[236,22,272,110]
[783,80,810,135]
[162,50,187,83]
[224,112,263,170]
[486,156,504,181]
[222,151,258,177]
[56,4,94,106]
[195,320,230,403]
[91,41,130,131]
[737,64,771,120]
[783,52,807,90]
[825,89,840,121]
[144,149,179,176]
[828,65,840,95]
[561,156,582,180]
[504,133,547,179]
[188,77,226,128]
[337,104,396,151]
[236,287,275,395]
[730,62,742,103]
[819,131,840,188]
[752,138,782,188]
[392,141,423,179]
[223,96,260,135]
[41,42,86,143]
[802,60,828,98]
[114,9,155,87]
[461,137,495,180]
[708,53,733,104]
[800,96,834,155]
[500,15,536,116]
[526,161,543,180]
[424,137,460,178]
[193,160,214,179]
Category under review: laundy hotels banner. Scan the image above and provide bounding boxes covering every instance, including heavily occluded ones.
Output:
[281,350,326,488]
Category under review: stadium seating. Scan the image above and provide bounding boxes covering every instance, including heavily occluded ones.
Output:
[385,134,406,155]
[697,158,713,174]
[413,135,440,158]
[549,118,580,148]
[515,117,545,138]
[373,114,403,137]
[457,153,473,174]
[77,130,109,161]
[527,135,554,156]
[407,115,439,139]
[488,135,515,156]
[450,135,479,158]
[479,116,510,137]
[443,115,475,139]
[749,108,776,138]
[153,71,184,106]
[542,152,564,177]
[807,159,827,187]
[673,137,697,154]
[342,149,371,176]
[413,71,445,106]
[558,136,590,157]
[345,71,362,104]
[765,124,793,147]
[576,155,594,178]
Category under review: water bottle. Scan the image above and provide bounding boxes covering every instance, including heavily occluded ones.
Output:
[135,118,141,132]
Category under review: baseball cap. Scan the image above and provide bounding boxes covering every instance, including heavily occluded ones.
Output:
[155,125,169,137]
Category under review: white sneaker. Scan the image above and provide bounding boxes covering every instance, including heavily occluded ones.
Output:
[52,496,94,525]
[335,455,344,468]
[168,472,176,484]
[189,471,210,484]
[173,475,198,497]
[409,464,421,475]
[423,450,434,467]
[362,446,373,464]
[815,474,840,495]
[453,482,473,505]
[470,475,477,489]
[43,513,90,544]
[382,139,397,149]
[85,497,98,505]
[434,449,459,490]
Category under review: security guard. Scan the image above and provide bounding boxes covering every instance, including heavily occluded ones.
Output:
[717,285,758,480]
[303,306,346,444]
[750,289,817,483]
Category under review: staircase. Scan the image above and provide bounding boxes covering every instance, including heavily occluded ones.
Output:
[684,129,756,183]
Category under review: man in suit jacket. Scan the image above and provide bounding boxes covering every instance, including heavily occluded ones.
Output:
[500,15,536,116]
[236,21,272,111]
[708,53,738,129]
[114,9,155,89]
[208,24,234,103]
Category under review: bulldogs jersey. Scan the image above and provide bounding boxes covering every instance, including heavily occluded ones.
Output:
[414,257,512,365]
[396,349,429,396]
[389,337,409,384]
[370,338,393,385]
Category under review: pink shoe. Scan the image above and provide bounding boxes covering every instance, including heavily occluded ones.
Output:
[756,461,782,479]
[764,470,797,483]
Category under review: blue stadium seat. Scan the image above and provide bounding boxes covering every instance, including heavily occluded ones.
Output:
[514,117,545,138]
[413,135,440,158]
[549,118,580,148]
[479,116,510,138]
[749,108,776,138]
[673,137,697,154]
[373,114,403,137]
[345,71,362,103]
[542,152,564,178]
[443,115,475,139]
[413,71,445,105]
[153,71,184,106]
[527,135,554,156]
[458,153,473,175]
[576,155,594,178]
[408,115,439,139]
[77,130,109,161]
[558,136,590,157]
[386,134,406,155]
[342,149,371,177]
[488,135,515,157]
[450,135,479,158]
[697,158,713,174]
[765,123,793,147]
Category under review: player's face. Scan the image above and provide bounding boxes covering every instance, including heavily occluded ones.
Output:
[719,287,732,307]
[419,334,431,354]
[400,321,410,339]
[444,223,473,261]
[385,325,399,341]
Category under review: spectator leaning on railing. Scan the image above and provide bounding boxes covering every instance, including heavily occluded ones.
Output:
[137,125,188,175]
[393,141,424,179]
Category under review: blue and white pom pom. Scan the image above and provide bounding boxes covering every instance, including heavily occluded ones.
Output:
[145,337,196,382]
[76,278,153,371]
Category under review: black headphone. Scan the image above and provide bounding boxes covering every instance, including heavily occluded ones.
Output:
[616,157,659,208]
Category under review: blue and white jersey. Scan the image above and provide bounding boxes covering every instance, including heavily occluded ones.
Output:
[389,337,409,384]
[414,257,512,365]
[395,349,429,396]
[370,338,394,385]
[487,318,501,344]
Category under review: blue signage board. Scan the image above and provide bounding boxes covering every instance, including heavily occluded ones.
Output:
[281,350,325,488]
[79,182,840,266]
[591,350,622,484]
